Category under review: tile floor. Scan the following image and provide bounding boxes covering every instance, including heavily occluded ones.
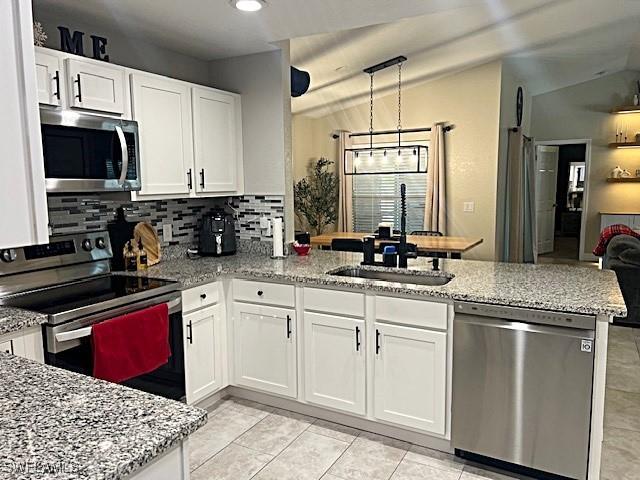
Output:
[189,325,640,480]
[601,325,640,480]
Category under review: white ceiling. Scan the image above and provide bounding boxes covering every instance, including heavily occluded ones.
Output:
[33,0,640,116]
[290,0,640,116]
[31,0,486,60]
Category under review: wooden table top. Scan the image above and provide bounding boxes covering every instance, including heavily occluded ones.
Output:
[310,232,483,253]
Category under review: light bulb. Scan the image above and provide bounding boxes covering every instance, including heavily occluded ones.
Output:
[233,0,264,11]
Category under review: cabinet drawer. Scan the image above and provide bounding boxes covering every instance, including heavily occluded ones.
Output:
[182,282,219,313]
[375,296,448,330]
[304,287,365,317]
[233,279,295,307]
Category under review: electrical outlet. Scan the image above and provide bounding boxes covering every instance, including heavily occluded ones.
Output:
[463,201,475,213]
[162,224,173,242]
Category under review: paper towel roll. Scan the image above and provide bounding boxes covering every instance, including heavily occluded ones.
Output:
[272,217,284,258]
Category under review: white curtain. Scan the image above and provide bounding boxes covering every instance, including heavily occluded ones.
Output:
[424,123,446,234]
[504,127,537,263]
[337,131,353,232]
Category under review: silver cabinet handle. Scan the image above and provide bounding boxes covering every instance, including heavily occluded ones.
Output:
[115,125,129,186]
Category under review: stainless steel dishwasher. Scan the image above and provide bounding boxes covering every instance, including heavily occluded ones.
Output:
[452,302,596,480]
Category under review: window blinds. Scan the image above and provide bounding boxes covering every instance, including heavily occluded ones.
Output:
[352,147,427,233]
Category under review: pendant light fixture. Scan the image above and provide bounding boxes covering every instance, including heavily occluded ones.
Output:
[344,56,430,176]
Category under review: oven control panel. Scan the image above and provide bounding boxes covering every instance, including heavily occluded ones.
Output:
[0,232,113,276]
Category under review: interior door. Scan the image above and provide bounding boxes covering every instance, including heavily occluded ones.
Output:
[374,322,447,435]
[192,87,239,193]
[232,302,297,398]
[184,305,222,404]
[304,312,365,415]
[535,146,559,255]
[131,73,193,196]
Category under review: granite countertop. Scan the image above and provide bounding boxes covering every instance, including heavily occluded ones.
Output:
[128,250,627,317]
[0,306,47,336]
[0,353,206,480]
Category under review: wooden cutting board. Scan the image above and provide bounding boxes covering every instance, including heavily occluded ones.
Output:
[134,222,161,266]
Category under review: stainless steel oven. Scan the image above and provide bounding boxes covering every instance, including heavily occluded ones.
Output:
[40,109,141,193]
[45,291,185,400]
[0,232,185,400]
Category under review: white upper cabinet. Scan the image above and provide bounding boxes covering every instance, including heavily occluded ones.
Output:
[131,73,193,196]
[34,48,62,107]
[192,87,242,194]
[374,322,447,435]
[232,302,297,398]
[0,0,49,249]
[66,58,126,114]
[304,312,366,415]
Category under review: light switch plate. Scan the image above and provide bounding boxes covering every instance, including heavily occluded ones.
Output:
[162,224,173,242]
[463,201,475,213]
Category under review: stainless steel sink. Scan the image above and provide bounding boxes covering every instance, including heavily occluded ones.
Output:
[329,267,453,286]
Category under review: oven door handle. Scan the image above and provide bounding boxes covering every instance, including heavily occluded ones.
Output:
[115,124,129,186]
[52,297,181,344]
[55,327,92,343]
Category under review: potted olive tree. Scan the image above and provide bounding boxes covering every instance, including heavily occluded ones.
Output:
[294,158,338,236]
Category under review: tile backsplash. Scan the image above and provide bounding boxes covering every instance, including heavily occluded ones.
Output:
[47,194,285,247]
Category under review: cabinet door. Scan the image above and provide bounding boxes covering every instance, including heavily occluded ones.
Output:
[232,302,296,398]
[131,74,193,196]
[34,49,62,106]
[374,322,446,435]
[9,329,44,363]
[66,58,125,114]
[0,341,12,354]
[0,0,49,249]
[304,312,365,415]
[192,87,240,193]
[184,305,222,404]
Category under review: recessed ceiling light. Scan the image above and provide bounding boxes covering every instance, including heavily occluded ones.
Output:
[232,0,265,12]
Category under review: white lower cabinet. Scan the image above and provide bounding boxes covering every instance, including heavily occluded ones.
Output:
[373,322,447,435]
[0,327,45,363]
[0,341,12,354]
[304,312,365,415]
[183,305,222,404]
[232,302,297,398]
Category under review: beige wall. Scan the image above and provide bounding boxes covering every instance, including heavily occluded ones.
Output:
[293,61,503,260]
[530,70,640,258]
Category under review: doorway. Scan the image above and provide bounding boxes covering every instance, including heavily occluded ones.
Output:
[535,140,592,264]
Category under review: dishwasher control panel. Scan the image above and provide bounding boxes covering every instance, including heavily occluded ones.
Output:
[454,302,596,330]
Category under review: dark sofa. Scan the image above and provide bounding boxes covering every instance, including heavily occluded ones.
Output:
[603,234,640,325]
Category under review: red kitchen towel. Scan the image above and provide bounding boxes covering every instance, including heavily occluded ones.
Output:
[593,224,640,256]
[92,303,171,383]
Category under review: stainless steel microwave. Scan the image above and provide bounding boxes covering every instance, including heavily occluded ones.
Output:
[40,110,141,193]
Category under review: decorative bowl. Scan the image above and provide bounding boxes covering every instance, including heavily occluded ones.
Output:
[293,244,311,256]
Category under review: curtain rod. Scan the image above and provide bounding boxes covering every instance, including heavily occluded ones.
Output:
[331,126,452,139]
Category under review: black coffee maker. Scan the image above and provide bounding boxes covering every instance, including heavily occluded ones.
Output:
[199,210,237,256]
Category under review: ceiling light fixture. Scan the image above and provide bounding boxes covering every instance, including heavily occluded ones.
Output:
[233,0,265,12]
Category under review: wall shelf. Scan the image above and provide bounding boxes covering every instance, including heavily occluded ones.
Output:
[611,105,640,114]
[608,142,640,149]
[606,177,640,183]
